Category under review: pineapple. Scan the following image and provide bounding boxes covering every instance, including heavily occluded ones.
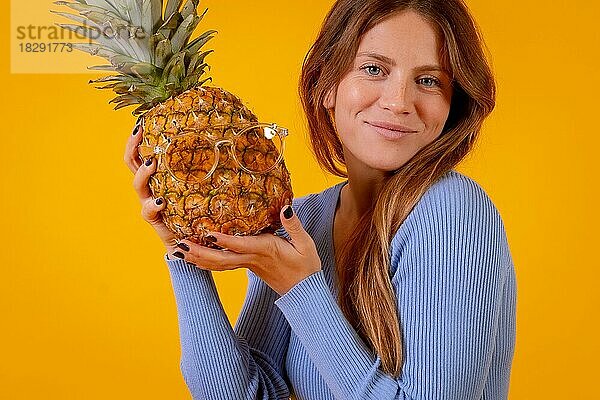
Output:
[53,0,293,246]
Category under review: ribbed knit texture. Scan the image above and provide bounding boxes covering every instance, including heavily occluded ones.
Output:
[165,170,517,400]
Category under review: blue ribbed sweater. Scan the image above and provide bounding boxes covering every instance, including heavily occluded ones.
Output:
[164,170,517,400]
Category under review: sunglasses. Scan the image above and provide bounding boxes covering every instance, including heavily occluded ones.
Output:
[137,122,288,184]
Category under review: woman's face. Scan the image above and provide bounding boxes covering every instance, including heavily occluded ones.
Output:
[324,10,454,176]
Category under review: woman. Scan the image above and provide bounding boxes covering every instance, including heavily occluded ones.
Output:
[124,0,516,398]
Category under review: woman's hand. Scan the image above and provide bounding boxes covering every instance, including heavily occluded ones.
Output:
[124,119,179,256]
[172,206,323,296]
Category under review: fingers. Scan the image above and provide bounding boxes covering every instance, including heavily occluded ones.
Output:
[124,119,144,174]
[206,231,265,255]
[140,190,181,246]
[141,195,165,226]
[133,156,155,200]
[173,240,252,271]
[279,205,312,252]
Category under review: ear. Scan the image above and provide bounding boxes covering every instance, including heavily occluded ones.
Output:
[322,86,336,109]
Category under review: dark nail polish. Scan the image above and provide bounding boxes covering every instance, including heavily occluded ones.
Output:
[155,198,163,205]
[284,205,293,219]
[205,235,217,243]
[177,242,190,252]
[145,158,152,166]
[132,123,141,136]
[173,251,185,259]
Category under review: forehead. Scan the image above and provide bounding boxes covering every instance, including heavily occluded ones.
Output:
[356,10,443,63]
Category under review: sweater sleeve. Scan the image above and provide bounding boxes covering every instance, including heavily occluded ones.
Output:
[234,268,292,387]
[273,175,516,400]
[165,257,291,400]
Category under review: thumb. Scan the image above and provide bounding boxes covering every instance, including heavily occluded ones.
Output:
[142,197,166,225]
[280,205,310,247]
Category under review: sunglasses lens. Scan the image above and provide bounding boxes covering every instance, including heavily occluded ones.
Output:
[234,125,283,173]
[165,135,215,183]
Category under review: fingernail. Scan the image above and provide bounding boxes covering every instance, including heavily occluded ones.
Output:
[205,235,217,243]
[155,198,163,205]
[284,205,293,219]
[173,251,185,259]
[145,158,152,166]
[177,242,190,252]
[132,123,141,136]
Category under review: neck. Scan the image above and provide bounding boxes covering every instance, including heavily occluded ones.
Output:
[338,169,388,224]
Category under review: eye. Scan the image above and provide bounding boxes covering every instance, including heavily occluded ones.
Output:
[417,76,441,88]
[360,64,384,77]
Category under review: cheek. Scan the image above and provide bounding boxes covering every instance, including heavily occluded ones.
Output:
[336,79,377,114]
[416,98,451,134]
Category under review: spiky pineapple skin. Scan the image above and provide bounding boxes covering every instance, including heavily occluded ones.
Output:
[139,86,293,246]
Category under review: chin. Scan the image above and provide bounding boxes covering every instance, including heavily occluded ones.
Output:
[345,145,412,175]
[368,154,411,172]
[367,161,408,174]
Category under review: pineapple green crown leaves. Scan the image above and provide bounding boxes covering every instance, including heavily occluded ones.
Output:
[52,0,216,115]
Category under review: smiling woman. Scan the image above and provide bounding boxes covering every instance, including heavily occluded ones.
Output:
[125,0,515,399]
[323,11,454,174]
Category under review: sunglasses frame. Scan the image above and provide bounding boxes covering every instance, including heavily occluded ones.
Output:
[137,122,288,184]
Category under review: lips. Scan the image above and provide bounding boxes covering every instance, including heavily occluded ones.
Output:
[365,120,418,141]
[366,120,418,133]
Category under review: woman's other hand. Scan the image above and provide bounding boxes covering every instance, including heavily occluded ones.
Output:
[124,120,179,257]
[171,205,323,295]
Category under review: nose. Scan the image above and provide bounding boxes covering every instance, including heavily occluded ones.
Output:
[377,78,415,115]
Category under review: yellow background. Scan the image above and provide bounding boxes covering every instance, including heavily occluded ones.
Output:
[2,0,599,398]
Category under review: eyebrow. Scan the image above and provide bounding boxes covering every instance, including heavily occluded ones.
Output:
[356,51,449,75]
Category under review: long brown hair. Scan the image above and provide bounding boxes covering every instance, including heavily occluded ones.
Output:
[299,0,496,377]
